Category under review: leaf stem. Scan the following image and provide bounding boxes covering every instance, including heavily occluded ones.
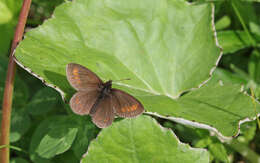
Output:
[0,145,27,154]
[0,0,32,163]
[231,1,256,47]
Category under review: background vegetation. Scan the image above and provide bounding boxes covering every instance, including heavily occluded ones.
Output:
[1,0,260,162]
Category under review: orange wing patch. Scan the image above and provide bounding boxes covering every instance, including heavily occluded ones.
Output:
[72,68,79,76]
[75,98,80,104]
[121,104,138,113]
[72,68,81,84]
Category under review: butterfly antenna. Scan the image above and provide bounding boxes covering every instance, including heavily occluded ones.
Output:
[113,78,131,82]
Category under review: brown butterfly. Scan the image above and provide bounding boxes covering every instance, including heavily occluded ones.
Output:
[66,63,144,128]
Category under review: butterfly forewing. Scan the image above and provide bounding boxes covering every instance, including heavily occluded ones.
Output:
[66,63,102,91]
[91,96,115,128]
[70,91,99,115]
[112,89,144,118]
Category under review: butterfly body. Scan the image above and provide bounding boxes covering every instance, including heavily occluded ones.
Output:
[89,80,112,115]
[66,63,144,128]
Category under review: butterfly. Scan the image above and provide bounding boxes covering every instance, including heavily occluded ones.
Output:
[66,63,144,128]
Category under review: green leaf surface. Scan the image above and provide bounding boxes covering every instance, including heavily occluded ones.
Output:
[36,127,78,159]
[0,108,31,143]
[14,0,260,139]
[82,115,209,163]
[145,81,260,138]
[217,30,253,54]
[208,143,228,163]
[70,116,99,159]
[0,0,22,55]
[238,121,257,143]
[0,56,29,107]
[10,158,29,163]
[10,109,31,142]
[215,15,231,30]
[248,50,260,83]
[52,150,79,163]
[25,87,60,115]
[231,0,260,37]
[15,0,220,100]
[30,116,78,160]
[210,68,247,85]
[0,1,12,24]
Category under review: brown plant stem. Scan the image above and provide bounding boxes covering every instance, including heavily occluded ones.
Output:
[0,0,31,163]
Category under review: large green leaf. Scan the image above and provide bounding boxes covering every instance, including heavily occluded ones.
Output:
[145,81,260,139]
[15,0,220,100]
[14,0,260,139]
[82,115,209,163]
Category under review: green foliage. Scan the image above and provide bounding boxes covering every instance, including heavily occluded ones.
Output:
[0,0,22,55]
[10,158,29,163]
[82,115,210,163]
[10,109,31,143]
[0,0,260,162]
[29,116,78,160]
[25,87,60,115]
[0,56,29,107]
[15,0,220,100]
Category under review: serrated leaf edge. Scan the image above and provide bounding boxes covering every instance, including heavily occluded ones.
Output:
[145,84,260,142]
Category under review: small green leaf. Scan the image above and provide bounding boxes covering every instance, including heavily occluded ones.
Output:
[217,30,253,54]
[82,115,209,163]
[230,0,260,37]
[238,121,257,143]
[208,143,229,163]
[71,116,99,159]
[10,109,31,142]
[0,0,22,55]
[215,16,231,30]
[248,50,260,83]
[30,116,78,160]
[25,87,59,115]
[211,68,247,85]
[36,126,78,158]
[0,2,12,24]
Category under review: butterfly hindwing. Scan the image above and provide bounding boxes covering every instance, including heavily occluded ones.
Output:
[111,89,144,118]
[91,95,115,128]
[66,63,102,91]
[70,91,99,115]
